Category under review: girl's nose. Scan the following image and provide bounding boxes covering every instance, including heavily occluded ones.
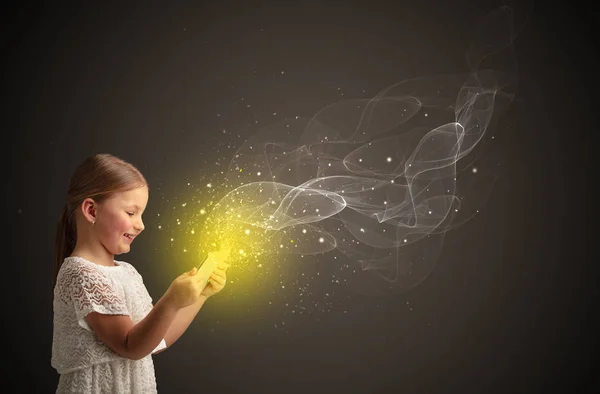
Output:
[136,220,145,233]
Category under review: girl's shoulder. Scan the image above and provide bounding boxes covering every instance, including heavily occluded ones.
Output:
[58,256,103,277]
[58,257,131,282]
[58,256,144,284]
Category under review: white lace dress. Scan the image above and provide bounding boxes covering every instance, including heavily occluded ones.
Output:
[52,256,167,393]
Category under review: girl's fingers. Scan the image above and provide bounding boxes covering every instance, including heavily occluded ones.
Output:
[212,269,226,279]
[210,273,224,283]
[210,273,225,285]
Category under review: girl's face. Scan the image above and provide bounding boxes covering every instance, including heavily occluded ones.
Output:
[94,186,148,255]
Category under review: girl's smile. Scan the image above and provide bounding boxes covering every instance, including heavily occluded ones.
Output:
[123,233,136,243]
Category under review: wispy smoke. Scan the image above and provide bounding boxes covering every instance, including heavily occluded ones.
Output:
[210,5,523,295]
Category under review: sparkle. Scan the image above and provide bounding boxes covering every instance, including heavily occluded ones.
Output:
[207,183,212,188]
[245,229,250,235]
[472,167,478,173]
[319,237,325,243]
[257,172,261,176]
[302,229,307,234]
[200,209,206,215]
[387,157,392,162]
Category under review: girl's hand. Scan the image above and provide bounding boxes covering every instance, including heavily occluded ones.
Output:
[165,267,206,309]
[201,263,230,298]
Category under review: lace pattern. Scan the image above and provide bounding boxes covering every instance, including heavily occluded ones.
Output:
[52,256,164,393]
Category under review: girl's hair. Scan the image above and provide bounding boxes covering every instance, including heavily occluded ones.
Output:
[53,153,148,288]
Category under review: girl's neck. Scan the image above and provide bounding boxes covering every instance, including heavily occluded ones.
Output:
[70,245,116,267]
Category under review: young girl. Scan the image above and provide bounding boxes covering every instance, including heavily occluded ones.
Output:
[51,153,229,393]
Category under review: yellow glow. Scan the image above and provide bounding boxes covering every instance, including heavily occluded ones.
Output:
[161,178,318,304]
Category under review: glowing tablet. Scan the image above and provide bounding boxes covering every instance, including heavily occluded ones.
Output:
[197,248,230,289]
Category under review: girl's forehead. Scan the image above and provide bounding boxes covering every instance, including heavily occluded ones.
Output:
[109,186,148,205]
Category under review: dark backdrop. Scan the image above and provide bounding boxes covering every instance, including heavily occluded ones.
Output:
[4,1,596,393]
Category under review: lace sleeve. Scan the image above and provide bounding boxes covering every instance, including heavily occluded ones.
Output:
[62,264,130,331]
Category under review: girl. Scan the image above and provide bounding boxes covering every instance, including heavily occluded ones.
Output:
[51,153,229,393]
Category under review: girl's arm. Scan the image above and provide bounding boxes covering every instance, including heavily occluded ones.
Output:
[157,294,208,352]
[157,264,229,352]
[87,291,178,360]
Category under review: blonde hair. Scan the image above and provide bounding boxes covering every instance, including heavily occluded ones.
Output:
[53,153,148,287]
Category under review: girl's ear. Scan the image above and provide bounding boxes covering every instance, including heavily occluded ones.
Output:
[81,198,98,225]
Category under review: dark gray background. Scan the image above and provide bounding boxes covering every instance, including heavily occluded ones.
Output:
[4,0,595,393]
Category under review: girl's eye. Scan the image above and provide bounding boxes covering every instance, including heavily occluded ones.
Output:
[127,212,134,216]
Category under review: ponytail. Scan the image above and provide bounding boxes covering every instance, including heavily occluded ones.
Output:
[53,204,76,289]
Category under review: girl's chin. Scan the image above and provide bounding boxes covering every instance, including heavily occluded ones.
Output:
[108,243,130,255]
